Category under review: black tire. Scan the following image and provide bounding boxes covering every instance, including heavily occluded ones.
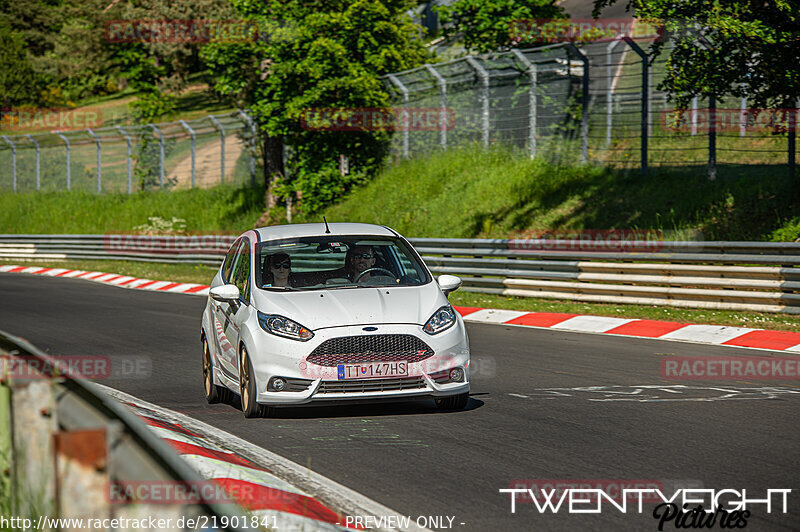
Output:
[435,393,469,411]
[202,336,234,404]
[240,346,274,418]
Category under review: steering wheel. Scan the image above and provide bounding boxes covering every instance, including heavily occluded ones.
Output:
[354,267,396,283]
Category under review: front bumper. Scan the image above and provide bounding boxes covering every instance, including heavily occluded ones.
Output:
[246,321,470,406]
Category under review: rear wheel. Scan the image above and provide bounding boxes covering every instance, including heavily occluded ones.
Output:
[202,336,233,404]
[240,346,273,418]
[435,393,469,411]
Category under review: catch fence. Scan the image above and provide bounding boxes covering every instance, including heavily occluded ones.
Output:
[0,111,258,193]
[384,40,799,176]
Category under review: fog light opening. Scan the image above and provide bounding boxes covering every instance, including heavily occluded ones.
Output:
[269,377,287,392]
[449,367,464,383]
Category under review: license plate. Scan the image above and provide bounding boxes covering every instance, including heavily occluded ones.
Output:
[337,361,408,380]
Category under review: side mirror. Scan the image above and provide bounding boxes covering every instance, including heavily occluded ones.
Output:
[210,284,240,303]
[437,274,462,297]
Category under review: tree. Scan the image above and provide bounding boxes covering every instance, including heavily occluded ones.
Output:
[437,0,565,54]
[202,0,430,216]
[591,0,800,110]
[0,21,37,109]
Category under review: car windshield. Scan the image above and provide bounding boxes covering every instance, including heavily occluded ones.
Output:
[255,235,431,291]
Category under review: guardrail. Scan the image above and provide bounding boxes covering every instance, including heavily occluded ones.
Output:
[0,329,250,530]
[1,234,799,314]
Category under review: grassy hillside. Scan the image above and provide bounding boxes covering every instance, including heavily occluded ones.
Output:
[295,146,800,241]
[0,185,263,234]
[1,145,798,240]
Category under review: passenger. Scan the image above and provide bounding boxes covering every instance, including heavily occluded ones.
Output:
[264,253,293,288]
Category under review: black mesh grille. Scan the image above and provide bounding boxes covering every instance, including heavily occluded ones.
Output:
[429,369,450,384]
[306,334,434,367]
[284,378,313,392]
[317,377,426,394]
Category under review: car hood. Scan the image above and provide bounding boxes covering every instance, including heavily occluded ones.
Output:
[252,283,447,330]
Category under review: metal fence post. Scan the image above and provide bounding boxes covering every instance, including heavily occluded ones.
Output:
[647,60,653,138]
[623,37,648,176]
[24,135,40,191]
[466,57,490,148]
[740,97,747,137]
[178,120,196,188]
[708,95,717,181]
[87,129,101,193]
[567,44,590,163]
[606,40,622,146]
[149,124,165,187]
[512,49,537,158]
[789,102,796,179]
[116,127,133,193]
[55,131,70,191]
[0,379,9,507]
[238,111,257,186]
[425,65,448,149]
[2,136,17,192]
[691,96,698,136]
[388,74,410,158]
[208,115,226,184]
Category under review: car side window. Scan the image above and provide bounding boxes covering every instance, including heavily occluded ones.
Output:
[221,238,241,283]
[230,238,251,302]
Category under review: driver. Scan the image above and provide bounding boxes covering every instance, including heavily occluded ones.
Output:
[345,245,377,282]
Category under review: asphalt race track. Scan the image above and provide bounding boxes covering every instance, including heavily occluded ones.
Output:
[2,272,798,531]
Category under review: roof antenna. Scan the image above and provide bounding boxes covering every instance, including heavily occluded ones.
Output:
[323,216,331,234]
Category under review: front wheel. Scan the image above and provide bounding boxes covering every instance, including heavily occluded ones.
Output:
[435,393,469,411]
[240,346,273,418]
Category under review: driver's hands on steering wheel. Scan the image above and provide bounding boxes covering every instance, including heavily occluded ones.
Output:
[354,267,397,283]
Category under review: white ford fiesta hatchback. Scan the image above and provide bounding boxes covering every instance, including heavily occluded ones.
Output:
[200,223,470,417]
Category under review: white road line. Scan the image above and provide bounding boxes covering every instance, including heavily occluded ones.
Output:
[462,309,528,323]
[143,281,172,291]
[659,325,755,344]
[166,283,198,293]
[42,268,69,276]
[551,315,635,333]
[125,278,155,288]
[60,270,87,278]
[108,276,136,285]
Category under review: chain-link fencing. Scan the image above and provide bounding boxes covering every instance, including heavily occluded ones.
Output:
[383,40,800,176]
[0,111,258,193]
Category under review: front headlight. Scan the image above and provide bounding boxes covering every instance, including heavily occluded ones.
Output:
[258,311,314,341]
[423,305,456,335]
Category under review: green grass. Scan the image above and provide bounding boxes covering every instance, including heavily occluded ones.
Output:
[0,184,264,234]
[5,257,800,331]
[295,145,799,241]
[450,291,800,333]
[1,84,235,135]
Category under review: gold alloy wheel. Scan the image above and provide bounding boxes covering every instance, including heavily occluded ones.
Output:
[202,338,213,396]
[240,347,250,411]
